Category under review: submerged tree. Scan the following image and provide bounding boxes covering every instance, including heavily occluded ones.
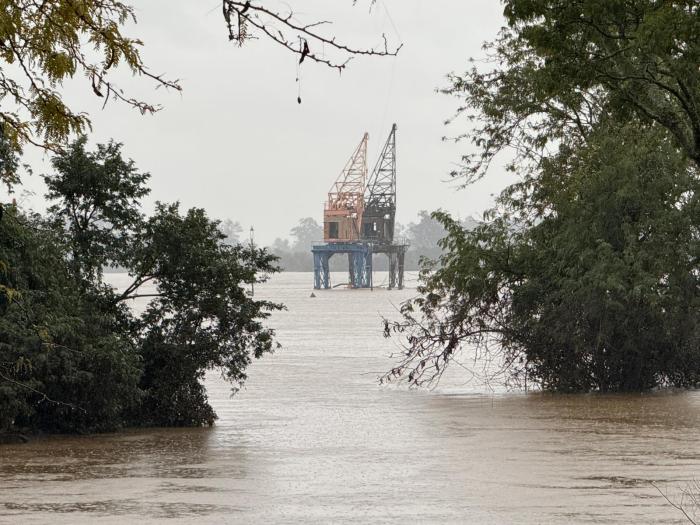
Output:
[387,121,699,391]
[385,1,700,392]
[0,206,142,433]
[0,138,282,433]
[128,203,282,426]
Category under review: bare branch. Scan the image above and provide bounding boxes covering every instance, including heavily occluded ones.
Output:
[652,481,699,525]
[222,1,402,72]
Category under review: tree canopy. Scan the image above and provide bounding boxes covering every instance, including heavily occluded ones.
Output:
[446,0,700,183]
[0,138,281,433]
[385,0,700,392]
[290,217,323,252]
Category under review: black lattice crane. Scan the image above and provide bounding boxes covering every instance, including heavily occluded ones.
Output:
[362,124,397,244]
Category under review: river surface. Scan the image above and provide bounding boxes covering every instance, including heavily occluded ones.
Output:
[1,272,699,524]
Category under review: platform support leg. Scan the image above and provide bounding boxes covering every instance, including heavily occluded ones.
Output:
[314,252,331,289]
[388,253,397,290]
[349,247,372,288]
[348,253,356,288]
[363,247,373,289]
[322,254,331,289]
[313,252,322,290]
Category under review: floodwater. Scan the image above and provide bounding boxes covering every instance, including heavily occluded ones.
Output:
[1,272,699,524]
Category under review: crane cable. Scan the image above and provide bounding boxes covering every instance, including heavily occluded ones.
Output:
[375,0,401,150]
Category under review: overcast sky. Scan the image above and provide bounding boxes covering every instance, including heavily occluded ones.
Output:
[20,1,512,245]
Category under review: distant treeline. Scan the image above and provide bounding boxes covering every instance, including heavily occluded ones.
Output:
[258,214,479,272]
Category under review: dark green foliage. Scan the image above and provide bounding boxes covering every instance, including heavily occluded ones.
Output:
[44,136,150,282]
[0,125,20,191]
[0,138,281,434]
[0,128,24,309]
[446,0,700,183]
[386,122,699,392]
[386,0,700,392]
[130,203,281,426]
[511,123,699,390]
[0,207,141,433]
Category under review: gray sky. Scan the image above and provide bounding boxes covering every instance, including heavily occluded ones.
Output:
[21,1,512,245]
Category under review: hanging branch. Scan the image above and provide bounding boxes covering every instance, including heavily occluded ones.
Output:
[0,1,402,184]
[222,1,403,72]
[0,0,183,160]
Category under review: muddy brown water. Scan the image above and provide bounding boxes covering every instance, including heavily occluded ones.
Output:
[1,272,699,524]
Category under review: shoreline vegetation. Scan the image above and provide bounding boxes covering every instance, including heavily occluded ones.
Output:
[1,0,699,445]
[381,2,700,393]
[1,138,283,436]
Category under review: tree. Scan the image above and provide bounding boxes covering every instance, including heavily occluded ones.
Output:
[221,1,401,72]
[271,237,291,253]
[445,0,700,183]
[220,218,243,245]
[385,121,700,392]
[402,212,478,271]
[0,206,141,433]
[0,128,20,191]
[0,1,180,161]
[44,136,149,282]
[1,137,283,434]
[385,0,700,392]
[654,480,700,525]
[290,217,323,252]
[0,1,399,169]
[0,130,22,305]
[131,203,282,426]
[406,211,448,260]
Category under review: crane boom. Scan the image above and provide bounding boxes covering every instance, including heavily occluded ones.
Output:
[362,124,397,243]
[323,133,368,242]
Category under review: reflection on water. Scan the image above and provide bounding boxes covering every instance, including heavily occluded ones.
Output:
[1,273,698,524]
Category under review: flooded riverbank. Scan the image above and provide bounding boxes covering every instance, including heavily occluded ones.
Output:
[1,273,698,524]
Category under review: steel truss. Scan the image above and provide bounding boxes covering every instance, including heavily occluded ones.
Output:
[312,243,373,289]
[324,133,368,242]
[362,124,397,244]
[311,242,407,290]
[313,124,406,291]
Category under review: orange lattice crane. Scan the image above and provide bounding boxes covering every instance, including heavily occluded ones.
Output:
[323,133,368,242]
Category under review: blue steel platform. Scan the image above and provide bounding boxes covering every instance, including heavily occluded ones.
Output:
[311,242,406,290]
[312,242,373,290]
